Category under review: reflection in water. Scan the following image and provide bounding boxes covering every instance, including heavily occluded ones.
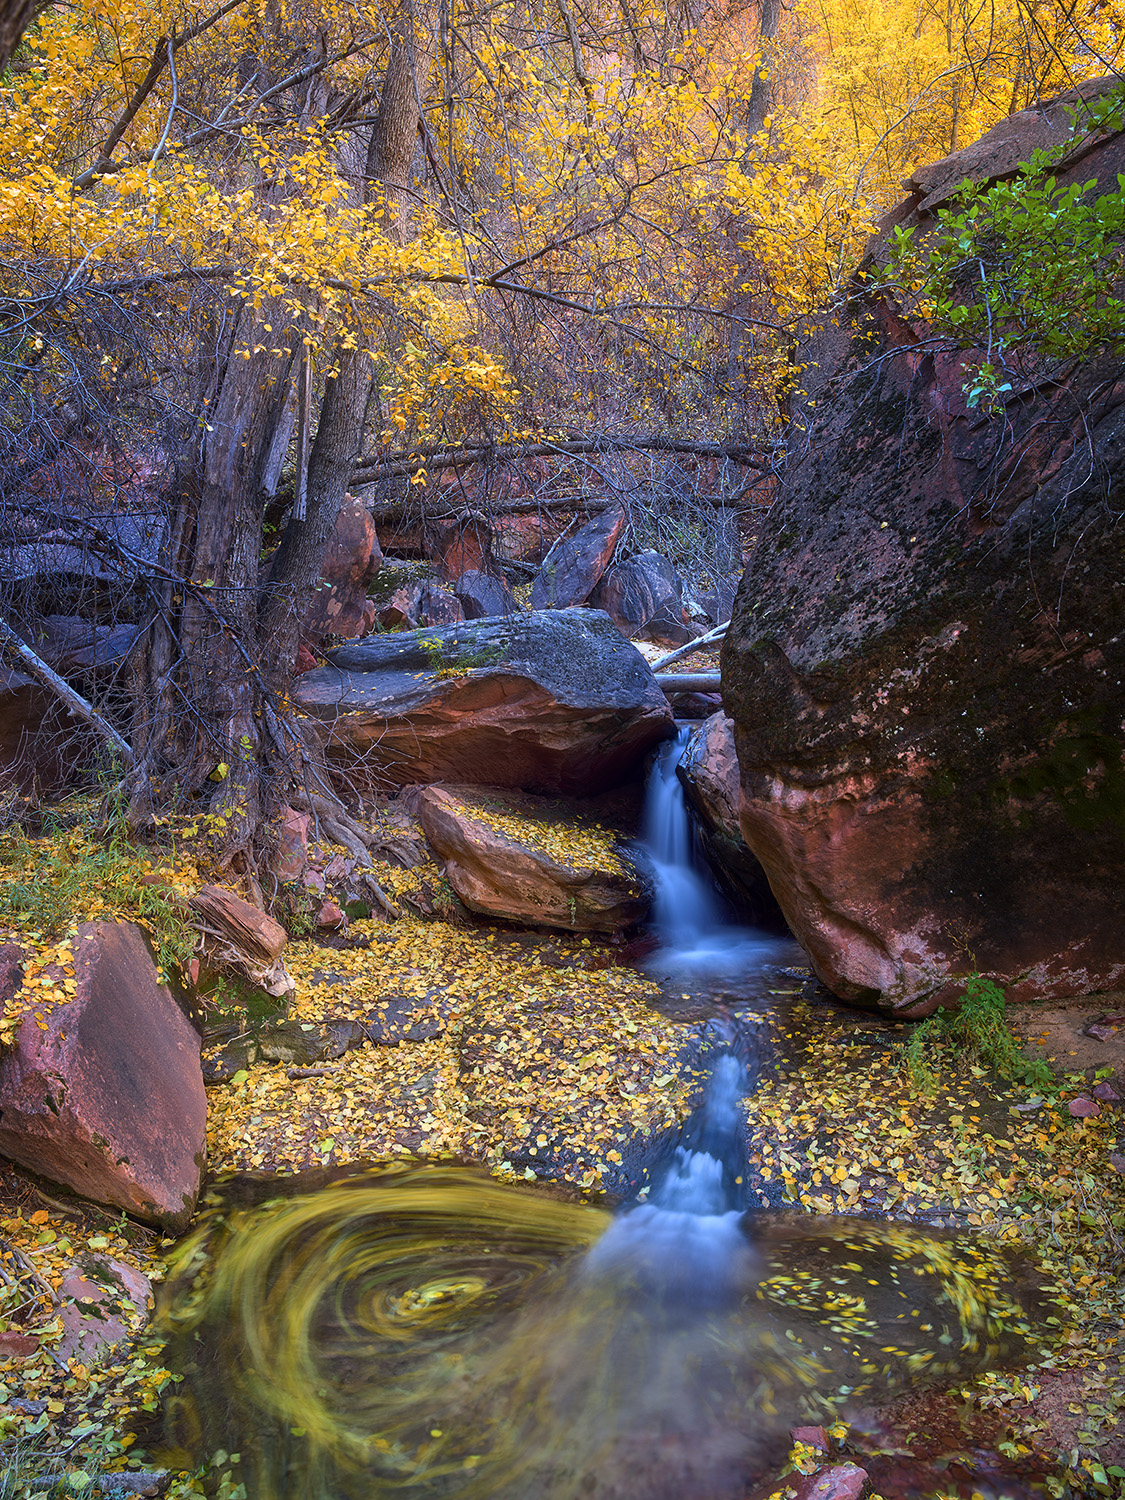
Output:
[641,728,791,985]
[154,1047,1042,1500]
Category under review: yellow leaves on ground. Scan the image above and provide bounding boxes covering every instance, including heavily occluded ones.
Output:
[442,789,630,876]
[206,915,690,1189]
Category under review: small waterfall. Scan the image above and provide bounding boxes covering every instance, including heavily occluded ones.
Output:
[644,727,723,947]
[641,725,787,984]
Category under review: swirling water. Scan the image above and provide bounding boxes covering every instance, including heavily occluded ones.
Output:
[151,739,1042,1498]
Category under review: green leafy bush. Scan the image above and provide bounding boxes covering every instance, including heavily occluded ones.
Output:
[902,973,1054,1095]
[885,86,1125,410]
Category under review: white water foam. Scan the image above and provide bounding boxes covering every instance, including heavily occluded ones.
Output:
[641,727,789,984]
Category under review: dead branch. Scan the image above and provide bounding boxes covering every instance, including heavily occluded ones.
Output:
[0,614,135,768]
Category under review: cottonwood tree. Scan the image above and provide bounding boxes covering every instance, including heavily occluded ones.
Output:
[0,0,1115,873]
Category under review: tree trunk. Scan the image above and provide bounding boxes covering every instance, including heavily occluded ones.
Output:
[745,0,781,141]
[0,0,42,73]
[127,23,423,873]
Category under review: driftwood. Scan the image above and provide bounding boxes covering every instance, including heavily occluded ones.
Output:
[188,883,295,999]
[650,620,729,672]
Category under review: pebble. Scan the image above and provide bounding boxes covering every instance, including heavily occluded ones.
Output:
[1068,1096,1101,1117]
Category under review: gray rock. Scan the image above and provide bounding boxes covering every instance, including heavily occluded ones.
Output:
[453,569,517,619]
[590,551,691,644]
[294,607,674,795]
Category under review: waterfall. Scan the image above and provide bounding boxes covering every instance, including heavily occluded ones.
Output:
[641,725,787,984]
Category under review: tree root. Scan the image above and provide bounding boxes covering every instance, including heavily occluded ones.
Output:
[290,787,402,919]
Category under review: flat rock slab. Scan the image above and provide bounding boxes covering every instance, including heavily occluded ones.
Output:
[294,607,673,796]
[0,921,206,1229]
[530,505,625,609]
[419,783,651,933]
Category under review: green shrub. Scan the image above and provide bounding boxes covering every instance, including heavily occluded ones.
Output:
[902,973,1053,1095]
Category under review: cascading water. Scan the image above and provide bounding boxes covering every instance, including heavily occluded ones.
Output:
[642,725,789,983]
[149,735,1042,1498]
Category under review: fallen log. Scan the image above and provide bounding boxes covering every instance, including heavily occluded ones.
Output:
[188,884,295,999]
[655,672,722,693]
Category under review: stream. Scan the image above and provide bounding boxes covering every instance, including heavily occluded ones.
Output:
[152,733,1046,1499]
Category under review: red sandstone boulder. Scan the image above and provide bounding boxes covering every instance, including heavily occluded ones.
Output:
[722,88,1125,1016]
[419,784,650,932]
[0,668,95,793]
[434,512,494,580]
[293,608,673,796]
[0,921,206,1229]
[301,496,382,642]
[530,505,625,609]
[679,714,784,929]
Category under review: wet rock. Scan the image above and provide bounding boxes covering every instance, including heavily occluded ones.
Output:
[0,921,206,1229]
[791,1426,831,1452]
[453,569,518,619]
[203,1018,369,1082]
[294,608,673,796]
[590,550,691,645]
[722,89,1125,1016]
[678,713,786,929]
[1093,1081,1122,1103]
[530,505,625,609]
[419,783,650,933]
[365,994,449,1044]
[300,496,382,642]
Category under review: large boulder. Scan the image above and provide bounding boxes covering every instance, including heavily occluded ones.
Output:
[453,569,517,619]
[722,90,1125,1016]
[678,714,786,929]
[419,784,650,932]
[530,505,625,609]
[0,921,206,1228]
[294,608,674,796]
[590,551,691,645]
[301,496,382,642]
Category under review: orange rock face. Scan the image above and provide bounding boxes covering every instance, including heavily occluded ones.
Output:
[419,784,650,932]
[723,88,1125,1016]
